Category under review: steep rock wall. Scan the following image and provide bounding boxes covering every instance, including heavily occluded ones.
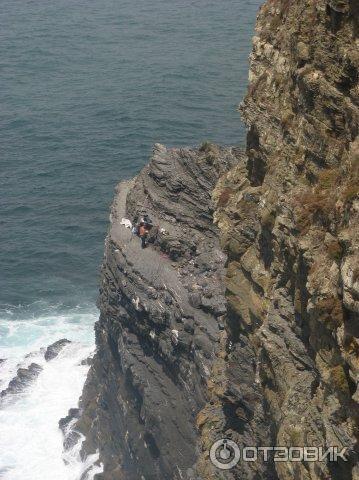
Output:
[72,144,240,480]
[199,1,358,479]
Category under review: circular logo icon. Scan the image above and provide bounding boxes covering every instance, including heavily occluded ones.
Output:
[210,439,240,470]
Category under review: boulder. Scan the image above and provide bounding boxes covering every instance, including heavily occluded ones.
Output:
[44,339,71,361]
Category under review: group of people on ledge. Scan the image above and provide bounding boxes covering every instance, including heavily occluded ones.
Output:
[132,214,154,249]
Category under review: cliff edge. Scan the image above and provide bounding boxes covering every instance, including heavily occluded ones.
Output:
[72,144,240,479]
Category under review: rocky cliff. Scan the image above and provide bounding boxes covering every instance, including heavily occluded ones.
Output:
[199,1,358,479]
[66,1,359,479]
[68,144,240,480]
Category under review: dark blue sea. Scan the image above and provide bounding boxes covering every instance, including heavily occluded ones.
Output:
[0,1,262,477]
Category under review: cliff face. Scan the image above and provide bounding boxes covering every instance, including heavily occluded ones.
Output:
[72,144,240,480]
[68,1,359,480]
[201,1,358,479]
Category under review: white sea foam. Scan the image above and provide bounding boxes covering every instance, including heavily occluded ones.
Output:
[0,307,103,480]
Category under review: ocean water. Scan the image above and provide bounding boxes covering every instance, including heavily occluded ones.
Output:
[0,0,262,478]
[0,307,101,480]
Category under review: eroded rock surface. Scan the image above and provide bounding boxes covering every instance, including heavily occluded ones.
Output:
[45,338,71,361]
[71,144,240,479]
[0,363,43,401]
[196,2,358,480]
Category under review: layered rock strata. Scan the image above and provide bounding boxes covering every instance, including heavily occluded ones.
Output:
[197,1,358,479]
[73,144,240,479]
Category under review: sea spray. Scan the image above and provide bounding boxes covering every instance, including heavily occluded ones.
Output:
[0,306,101,480]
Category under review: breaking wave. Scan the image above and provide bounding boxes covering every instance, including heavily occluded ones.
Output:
[0,304,103,480]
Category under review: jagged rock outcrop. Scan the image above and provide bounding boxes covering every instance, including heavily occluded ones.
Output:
[1,339,71,405]
[45,338,71,361]
[0,363,43,401]
[196,1,358,480]
[71,144,240,479]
